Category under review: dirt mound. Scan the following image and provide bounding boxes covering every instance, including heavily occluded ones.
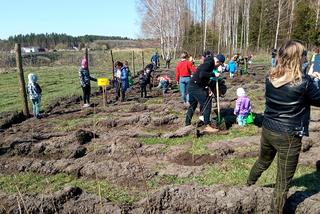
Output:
[0,111,25,130]
[172,152,220,166]
[75,129,97,144]
[133,185,320,214]
[172,147,234,166]
[0,186,123,214]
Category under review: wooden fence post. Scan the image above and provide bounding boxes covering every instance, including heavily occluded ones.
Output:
[132,51,135,76]
[15,43,30,117]
[110,49,115,79]
[85,47,89,69]
[142,50,145,69]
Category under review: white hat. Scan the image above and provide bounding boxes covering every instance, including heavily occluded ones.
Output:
[237,87,246,96]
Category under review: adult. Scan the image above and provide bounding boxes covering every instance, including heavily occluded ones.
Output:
[247,40,320,214]
[176,52,196,104]
[151,52,160,70]
[185,53,226,133]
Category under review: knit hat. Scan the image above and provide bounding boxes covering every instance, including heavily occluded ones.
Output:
[81,58,88,69]
[28,73,37,84]
[237,87,246,97]
[216,54,225,63]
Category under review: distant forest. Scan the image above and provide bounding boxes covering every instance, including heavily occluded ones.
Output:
[0,33,132,50]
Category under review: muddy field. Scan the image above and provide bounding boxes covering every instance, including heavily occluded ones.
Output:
[0,65,319,214]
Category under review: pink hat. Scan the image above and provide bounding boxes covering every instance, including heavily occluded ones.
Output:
[81,58,88,69]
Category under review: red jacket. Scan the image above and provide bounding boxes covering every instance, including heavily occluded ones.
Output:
[175,60,196,82]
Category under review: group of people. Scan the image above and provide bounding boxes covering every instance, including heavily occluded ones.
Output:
[25,41,320,213]
[175,50,251,130]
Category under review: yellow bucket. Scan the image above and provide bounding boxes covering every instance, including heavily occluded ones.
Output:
[97,78,109,87]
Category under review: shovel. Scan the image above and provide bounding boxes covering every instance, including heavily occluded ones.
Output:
[215,79,226,130]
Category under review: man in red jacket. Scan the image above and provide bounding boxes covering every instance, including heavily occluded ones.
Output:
[176,52,196,104]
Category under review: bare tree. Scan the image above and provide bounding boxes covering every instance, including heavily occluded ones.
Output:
[257,0,265,50]
[274,0,282,49]
[316,0,320,29]
[288,0,295,38]
[138,0,186,59]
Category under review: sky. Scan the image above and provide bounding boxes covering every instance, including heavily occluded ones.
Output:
[0,0,140,40]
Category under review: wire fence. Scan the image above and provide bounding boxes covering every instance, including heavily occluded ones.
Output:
[0,49,156,74]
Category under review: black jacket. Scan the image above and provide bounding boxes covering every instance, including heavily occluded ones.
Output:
[263,75,320,136]
[190,56,216,91]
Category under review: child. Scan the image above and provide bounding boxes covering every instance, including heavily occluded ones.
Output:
[144,63,154,91]
[234,87,251,126]
[139,70,148,98]
[114,61,129,102]
[27,73,42,119]
[228,55,238,79]
[165,54,171,68]
[79,58,96,107]
[156,74,171,95]
[124,60,133,87]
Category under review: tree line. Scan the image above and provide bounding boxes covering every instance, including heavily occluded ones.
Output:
[1,33,131,50]
[138,0,320,58]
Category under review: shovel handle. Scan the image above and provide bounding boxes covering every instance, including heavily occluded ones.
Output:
[216,80,220,123]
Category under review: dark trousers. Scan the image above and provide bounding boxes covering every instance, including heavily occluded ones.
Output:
[82,85,91,104]
[140,85,147,98]
[185,83,211,126]
[114,79,122,101]
[166,61,170,68]
[247,127,302,214]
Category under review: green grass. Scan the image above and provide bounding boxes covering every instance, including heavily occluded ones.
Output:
[196,157,318,192]
[148,157,319,193]
[0,66,102,113]
[0,172,136,205]
[50,113,111,131]
[0,49,157,113]
[252,53,270,65]
[140,125,258,155]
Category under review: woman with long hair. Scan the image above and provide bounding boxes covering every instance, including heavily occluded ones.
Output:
[247,40,320,213]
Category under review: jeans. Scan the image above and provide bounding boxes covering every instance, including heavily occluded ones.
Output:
[185,83,211,126]
[159,80,169,94]
[179,76,191,103]
[236,115,246,126]
[82,85,91,104]
[247,127,302,214]
[31,97,41,117]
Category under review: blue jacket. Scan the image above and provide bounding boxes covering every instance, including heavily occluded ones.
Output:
[313,54,320,72]
[120,67,129,91]
[228,60,237,73]
[151,54,159,64]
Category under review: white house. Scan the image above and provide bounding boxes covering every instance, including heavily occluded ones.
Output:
[21,47,39,53]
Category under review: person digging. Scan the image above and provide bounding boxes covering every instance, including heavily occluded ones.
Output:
[185,53,226,134]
